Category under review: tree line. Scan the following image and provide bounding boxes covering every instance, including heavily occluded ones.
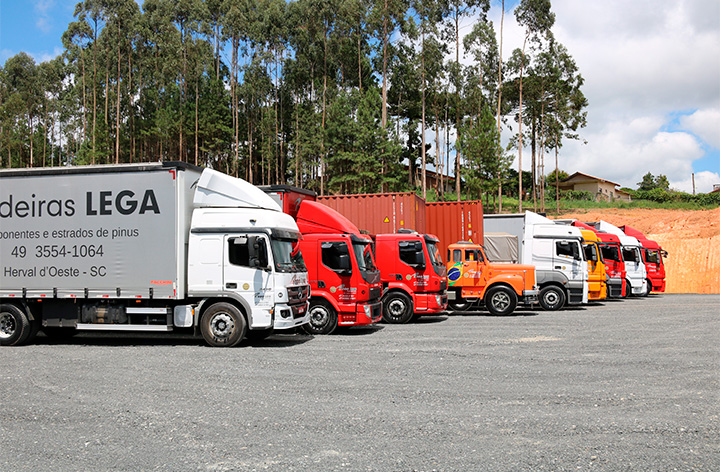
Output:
[0,0,586,206]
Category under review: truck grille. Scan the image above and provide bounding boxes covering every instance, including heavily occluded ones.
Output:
[288,284,310,304]
[439,280,447,291]
[369,286,382,301]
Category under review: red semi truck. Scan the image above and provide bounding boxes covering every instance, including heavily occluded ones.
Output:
[570,221,627,298]
[262,186,382,334]
[372,230,448,324]
[619,225,667,293]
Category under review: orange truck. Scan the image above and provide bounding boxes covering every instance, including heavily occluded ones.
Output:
[446,241,537,315]
[578,229,607,300]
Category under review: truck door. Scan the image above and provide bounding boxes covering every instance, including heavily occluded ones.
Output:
[320,240,354,306]
[463,247,486,288]
[554,240,585,283]
[224,234,273,324]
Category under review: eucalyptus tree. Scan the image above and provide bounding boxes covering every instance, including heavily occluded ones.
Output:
[368,0,408,128]
[445,0,489,199]
[513,0,554,210]
[2,53,42,167]
[411,0,448,199]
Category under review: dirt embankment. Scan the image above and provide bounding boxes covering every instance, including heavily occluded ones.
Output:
[554,207,720,294]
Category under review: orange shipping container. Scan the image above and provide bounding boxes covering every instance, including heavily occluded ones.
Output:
[318,193,426,234]
[426,200,484,258]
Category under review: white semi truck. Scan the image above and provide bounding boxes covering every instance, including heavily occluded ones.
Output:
[588,220,648,296]
[0,162,310,347]
[483,211,588,310]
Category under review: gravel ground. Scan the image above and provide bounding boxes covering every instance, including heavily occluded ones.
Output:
[1,293,718,471]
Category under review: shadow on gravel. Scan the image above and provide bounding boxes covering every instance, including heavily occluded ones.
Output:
[33,331,204,347]
[243,333,315,348]
[411,315,449,324]
[447,310,540,317]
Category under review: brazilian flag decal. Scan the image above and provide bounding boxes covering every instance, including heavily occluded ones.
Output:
[448,262,462,286]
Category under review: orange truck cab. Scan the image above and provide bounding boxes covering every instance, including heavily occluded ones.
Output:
[261,186,383,334]
[446,242,537,315]
[579,229,607,300]
[372,230,448,324]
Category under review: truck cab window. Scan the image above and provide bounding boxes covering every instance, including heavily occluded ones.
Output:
[452,249,462,263]
[399,240,421,266]
[228,237,251,266]
[557,241,581,259]
[322,241,350,271]
[465,249,483,262]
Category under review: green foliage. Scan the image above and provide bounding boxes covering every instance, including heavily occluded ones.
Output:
[562,189,593,201]
[637,172,670,191]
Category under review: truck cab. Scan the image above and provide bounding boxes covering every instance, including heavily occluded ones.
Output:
[446,242,537,316]
[373,230,448,324]
[484,212,588,311]
[569,220,626,298]
[591,221,648,297]
[578,229,607,301]
[261,186,382,334]
[620,225,667,293]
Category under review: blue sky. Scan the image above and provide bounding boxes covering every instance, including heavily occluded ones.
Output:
[1,0,719,193]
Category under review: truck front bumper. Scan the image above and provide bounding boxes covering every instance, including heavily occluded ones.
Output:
[338,300,383,326]
[272,301,310,330]
[607,277,623,298]
[414,291,448,313]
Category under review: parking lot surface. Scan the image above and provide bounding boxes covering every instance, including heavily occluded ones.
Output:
[2,294,719,471]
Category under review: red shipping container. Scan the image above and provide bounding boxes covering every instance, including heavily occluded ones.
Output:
[318,193,426,235]
[426,200,484,258]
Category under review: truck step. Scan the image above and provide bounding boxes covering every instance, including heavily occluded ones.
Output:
[76,324,173,332]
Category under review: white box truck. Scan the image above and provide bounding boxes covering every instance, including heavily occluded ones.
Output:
[588,221,648,297]
[0,162,310,347]
[483,211,588,310]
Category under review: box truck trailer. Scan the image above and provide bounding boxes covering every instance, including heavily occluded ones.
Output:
[0,163,310,347]
[483,212,588,310]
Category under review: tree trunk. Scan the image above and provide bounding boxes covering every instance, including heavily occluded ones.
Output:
[497,0,504,212]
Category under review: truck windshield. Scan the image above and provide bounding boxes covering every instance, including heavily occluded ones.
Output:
[425,241,443,266]
[270,238,306,273]
[622,247,638,262]
[645,249,660,264]
[352,241,377,272]
[600,243,621,262]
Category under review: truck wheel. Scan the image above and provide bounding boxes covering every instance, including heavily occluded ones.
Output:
[382,292,414,324]
[624,279,632,297]
[643,279,652,297]
[539,286,566,311]
[200,303,246,347]
[484,286,517,316]
[303,300,337,335]
[0,304,32,346]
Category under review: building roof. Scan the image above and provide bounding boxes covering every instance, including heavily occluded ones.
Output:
[561,172,621,187]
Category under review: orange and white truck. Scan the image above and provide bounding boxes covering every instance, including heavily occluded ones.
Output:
[446,241,537,315]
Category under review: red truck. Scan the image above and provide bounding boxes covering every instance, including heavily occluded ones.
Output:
[372,230,448,324]
[262,186,383,334]
[619,225,667,293]
[570,221,626,298]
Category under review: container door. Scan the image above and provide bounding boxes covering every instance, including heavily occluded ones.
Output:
[223,234,273,309]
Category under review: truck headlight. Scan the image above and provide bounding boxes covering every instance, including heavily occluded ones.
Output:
[363,305,371,317]
[435,294,443,305]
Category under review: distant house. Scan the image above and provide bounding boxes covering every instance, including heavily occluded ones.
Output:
[554,172,632,202]
[710,184,720,194]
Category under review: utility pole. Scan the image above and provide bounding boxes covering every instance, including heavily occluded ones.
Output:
[692,173,696,195]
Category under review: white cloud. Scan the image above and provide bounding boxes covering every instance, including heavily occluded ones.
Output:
[34,0,55,34]
[486,0,720,190]
[680,108,720,148]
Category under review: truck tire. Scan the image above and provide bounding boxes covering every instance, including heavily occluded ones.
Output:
[303,300,338,335]
[643,279,652,297]
[484,286,517,316]
[382,292,414,324]
[539,286,566,311]
[0,304,32,346]
[200,303,246,347]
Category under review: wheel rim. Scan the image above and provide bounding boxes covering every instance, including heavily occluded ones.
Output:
[543,290,560,307]
[209,312,235,340]
[0,312,16,339]
[491,292,511,311]
[309,305,330,329]
[387,298,408,320]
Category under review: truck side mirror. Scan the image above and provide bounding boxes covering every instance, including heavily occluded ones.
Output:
[413,250,426,270]
[337,253,351,276]
[248,236,269,269]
